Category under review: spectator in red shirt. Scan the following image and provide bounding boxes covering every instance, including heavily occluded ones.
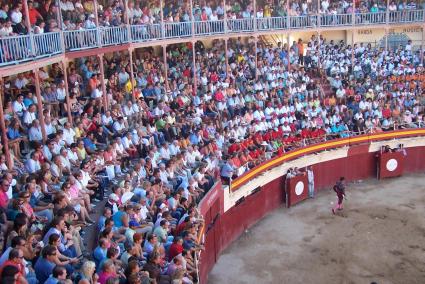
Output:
[168,237,184,261]
[0,248,26,283]
[214,89,225,102]
[382,105,391,119]
[231,155,241,168]
[301,127,311,139]
[28,1,43,26]
[227,139,240,155]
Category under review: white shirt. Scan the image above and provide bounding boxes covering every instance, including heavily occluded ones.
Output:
[307,169,314,184]
[154,107,165,117]
[102,115,113,126]
[159,147,171,160]
[28,126,42,141]
[169,144,180,156]
[23,111,36,125]
[42,146,53,161]
[63,128,76,145]
[185,151,197,166]
[26,158,41,173]
[123,105,134,117]
[67,150,78,162]
[121,136,133,149]
[15,77,28,89]
[10,10,22,24]
[12,100,26,114]
[60,155,71,170]
[81,171,91,187]
[45,123,55,136]
[113,121,125,132]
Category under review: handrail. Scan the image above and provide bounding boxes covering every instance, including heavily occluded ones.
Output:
[63,29,99,51]
[0,34,31,66]
[230,128,425,191]
[0,10,424,67]
[32,32,62,58]
[100,26,129,46]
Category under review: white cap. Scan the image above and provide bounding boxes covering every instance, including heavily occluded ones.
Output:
[109,193,119,202]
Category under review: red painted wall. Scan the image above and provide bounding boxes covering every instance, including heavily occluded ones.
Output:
[199,145,425,283]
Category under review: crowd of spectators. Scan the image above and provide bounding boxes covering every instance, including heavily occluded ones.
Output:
[1,15,425,281]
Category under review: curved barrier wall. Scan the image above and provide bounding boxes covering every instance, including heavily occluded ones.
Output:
[197,129,425,283]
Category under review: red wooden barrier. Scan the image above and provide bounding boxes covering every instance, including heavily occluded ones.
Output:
[286,174,309,207]
[378,151,404,179]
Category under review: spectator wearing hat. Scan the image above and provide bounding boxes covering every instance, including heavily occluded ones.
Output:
[84,14,97,29]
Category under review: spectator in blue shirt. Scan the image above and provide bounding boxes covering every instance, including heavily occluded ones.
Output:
[35,245,57,284]
[44,266,68,284]
[7,122,22,140]
[23,92,35,108]
[93,238,108,267]
[83,132,97,154]
[189,132,199,146]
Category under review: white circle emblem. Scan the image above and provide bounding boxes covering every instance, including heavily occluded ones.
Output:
[386,159,398,172]
[295,181,304,196]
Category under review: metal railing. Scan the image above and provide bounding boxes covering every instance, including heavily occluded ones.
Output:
[195,20,225,35]
[0,10,424,67]
[130,24,161,42]
[257,17,288,31]
[64,29,99,51]
[33,32,62,58]
[355,12,387,25]
[320,13,353,27]
[227,18,254,33]
[290,15,318,29]
[163,22,192,38]
[0,34,31,66]
[100,26,129,46]
[389,9,425,23]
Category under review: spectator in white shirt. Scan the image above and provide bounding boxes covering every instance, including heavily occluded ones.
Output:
[28,120,43,142]
[23,104,37,127]
[0,20,14,36]
[84,14,97,29]
[113,117,126,135]
[62,122,76,145]
[12,95,27,117]
[25,151,41,174]
[15,73,29,89]
[10,3,23,25]
[159,143,171,161]
[209,11,218,21]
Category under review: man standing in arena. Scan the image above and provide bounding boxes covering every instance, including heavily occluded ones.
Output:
[307,166,315,198]
[332,177,346,214]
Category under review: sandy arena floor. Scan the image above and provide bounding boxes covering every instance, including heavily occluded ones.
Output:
[208,173,425,284]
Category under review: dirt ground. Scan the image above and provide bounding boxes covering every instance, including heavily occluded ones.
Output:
[208,173,425,284]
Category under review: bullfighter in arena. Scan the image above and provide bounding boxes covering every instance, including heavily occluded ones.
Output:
[332,177,346,214]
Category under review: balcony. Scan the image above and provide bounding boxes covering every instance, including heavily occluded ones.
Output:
[0,31,62,67]
[0,10,423,67]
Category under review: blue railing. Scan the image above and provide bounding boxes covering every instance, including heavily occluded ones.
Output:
[64,29,99,51]
[0,10,424,67]
[33,32,62,57]
[130,24,161,42]
[100,26,129,46]
[0,32,62,67]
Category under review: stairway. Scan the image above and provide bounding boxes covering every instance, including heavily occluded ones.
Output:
[259,35,286,47]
